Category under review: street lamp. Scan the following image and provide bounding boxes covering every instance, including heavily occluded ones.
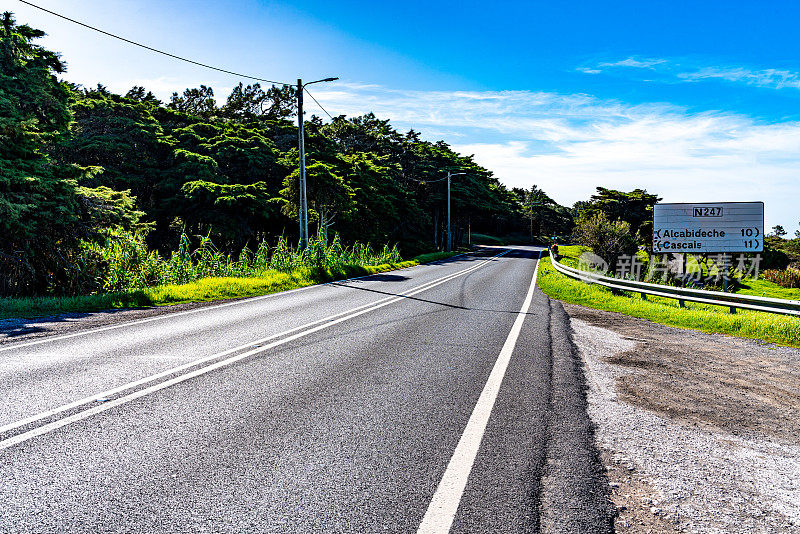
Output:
[447,171,467,252]
[297,77,338,248]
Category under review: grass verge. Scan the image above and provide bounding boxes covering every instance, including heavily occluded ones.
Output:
[537,256,800,348]
[0,251,461,320]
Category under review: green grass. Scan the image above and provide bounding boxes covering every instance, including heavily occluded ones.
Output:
[555,245,590,266]
[537,256,800,347]
[738,277,800,301]
[0,252,460,320]
[469,233,506,245]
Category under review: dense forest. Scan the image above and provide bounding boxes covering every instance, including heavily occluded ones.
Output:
[0,13,575,297]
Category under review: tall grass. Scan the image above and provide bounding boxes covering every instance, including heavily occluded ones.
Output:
[0,249,459,320]
[761,268,800,289]
[79,230,402,294]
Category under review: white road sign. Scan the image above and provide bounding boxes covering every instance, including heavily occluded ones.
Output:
[653,202,764,253]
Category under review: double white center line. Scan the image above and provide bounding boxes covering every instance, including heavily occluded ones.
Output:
[0,250,508,451]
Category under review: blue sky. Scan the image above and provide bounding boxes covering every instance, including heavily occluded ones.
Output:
[11,0,800,230]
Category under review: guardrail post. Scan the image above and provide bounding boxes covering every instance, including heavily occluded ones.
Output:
[678,299,685,308]
[641,292,647,300]
[722,253,729,293]
[730,306,736,314]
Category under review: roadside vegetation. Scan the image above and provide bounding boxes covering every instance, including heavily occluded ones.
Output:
[538,254,800,348]
[557,243,800,302]
[0,246,459,320]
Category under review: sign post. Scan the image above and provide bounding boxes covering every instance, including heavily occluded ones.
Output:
[653,202,764,299]
[653,202,764,254]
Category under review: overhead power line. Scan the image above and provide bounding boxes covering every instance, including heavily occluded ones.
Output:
[303,87,335,120]
[18,0,292,87]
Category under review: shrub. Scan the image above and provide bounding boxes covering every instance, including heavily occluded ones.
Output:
[572,212,638,272]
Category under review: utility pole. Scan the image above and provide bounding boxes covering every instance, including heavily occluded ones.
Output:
[530,197,534,243]
[297,79,308,249]
[446,171,466,252]
[447,171,451,252]
[295,77,338,248]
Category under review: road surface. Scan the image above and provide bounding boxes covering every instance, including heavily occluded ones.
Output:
[0,247,613,533]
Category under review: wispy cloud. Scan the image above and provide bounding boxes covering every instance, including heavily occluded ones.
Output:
[308,83,800,227]
[597,57,667,69]
[580,56,800,91]
[677,67,800,90]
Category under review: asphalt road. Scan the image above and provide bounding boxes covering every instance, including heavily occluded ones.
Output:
[0,246,613,533]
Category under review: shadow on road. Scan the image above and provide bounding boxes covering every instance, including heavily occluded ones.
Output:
[330,279,539,316]
[328,247,542,315]
[0,307,148,340]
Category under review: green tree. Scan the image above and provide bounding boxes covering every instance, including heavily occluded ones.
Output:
[0,13,138,295]
[578,187,660,248]
[518,185,574,238]
[280,156,355,242]
[179,180,279,248]
[125,85,161,105]
[168,85,217,117]
[222,82,297,122]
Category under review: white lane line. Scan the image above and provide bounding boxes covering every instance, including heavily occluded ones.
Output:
[0,295,394,435]
[417,257,540,534]
[0,251,479,354]
[0,252,501,437]
[0,251,509,451]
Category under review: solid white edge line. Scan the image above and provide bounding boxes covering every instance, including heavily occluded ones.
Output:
[417,254,541,534]
[0,250,481,354]
[0,250,509,450]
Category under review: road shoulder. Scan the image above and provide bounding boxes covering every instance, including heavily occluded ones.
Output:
[564,302,800,533]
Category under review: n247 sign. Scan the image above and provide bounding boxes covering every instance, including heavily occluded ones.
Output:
[653,202,764,253]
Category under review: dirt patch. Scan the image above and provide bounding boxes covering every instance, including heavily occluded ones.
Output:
[601,449,682,534]
[564,303,800,445]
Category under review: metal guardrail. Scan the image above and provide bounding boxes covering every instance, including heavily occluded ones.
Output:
[549,255,800,317]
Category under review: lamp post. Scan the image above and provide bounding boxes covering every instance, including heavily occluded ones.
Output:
[447,171,466,251]
[297,77,338,248]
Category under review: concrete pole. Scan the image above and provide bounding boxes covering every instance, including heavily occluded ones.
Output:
[447,171,451,252]
[297,79,308,248]
[530,197,534,243]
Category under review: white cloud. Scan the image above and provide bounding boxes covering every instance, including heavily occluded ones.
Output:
[677,67,800,90]
[582,56,800,92]
[597,57,667,69]
[309,84,800,228]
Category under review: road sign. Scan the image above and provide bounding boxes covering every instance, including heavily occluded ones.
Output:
[653,202,764,253]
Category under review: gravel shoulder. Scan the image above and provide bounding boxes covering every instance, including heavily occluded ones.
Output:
[564,303,800,533]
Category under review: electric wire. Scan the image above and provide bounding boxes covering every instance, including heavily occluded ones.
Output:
[303,87,335,120]
[18,0,293,87]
